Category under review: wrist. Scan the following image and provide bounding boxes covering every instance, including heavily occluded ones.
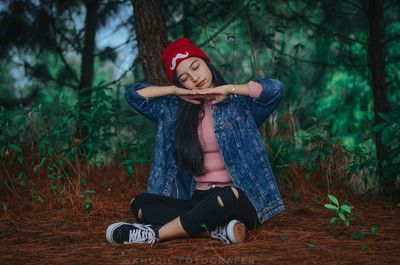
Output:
[170,85,177,95]
[230,85,237,97]
[228,85,235,94]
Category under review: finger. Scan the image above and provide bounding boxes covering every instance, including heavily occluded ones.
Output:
[178,88,197,96]
[201,91,224,96]
[197,88,215,94]
[198,92,220,97]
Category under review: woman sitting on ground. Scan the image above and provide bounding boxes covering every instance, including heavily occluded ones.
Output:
[106,38,285,245]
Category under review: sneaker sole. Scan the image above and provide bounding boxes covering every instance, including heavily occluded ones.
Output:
[106,222,131,244]
[226,220,246,243]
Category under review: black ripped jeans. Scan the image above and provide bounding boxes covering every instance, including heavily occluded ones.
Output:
[130,186,260,236]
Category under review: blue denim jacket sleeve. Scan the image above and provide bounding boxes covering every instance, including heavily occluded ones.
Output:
[244,78,284,127]
[124,82,167,123]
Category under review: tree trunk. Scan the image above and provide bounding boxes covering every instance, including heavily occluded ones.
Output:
[131,0,169,84]
[182,2,192,37]
[367,0,392,197]
[77,0,99,141]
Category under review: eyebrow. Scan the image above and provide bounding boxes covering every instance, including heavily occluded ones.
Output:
[177,59,198,79]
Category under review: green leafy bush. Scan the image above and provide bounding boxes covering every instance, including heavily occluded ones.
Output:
[374,110,400,186]
[324,194,353,226]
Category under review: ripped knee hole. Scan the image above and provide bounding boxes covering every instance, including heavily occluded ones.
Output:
[137,208,142,219]
[217,187,240,207]
[217,196,224,207]
[231,187,239,199]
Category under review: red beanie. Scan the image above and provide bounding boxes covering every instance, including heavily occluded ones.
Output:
[161,38,209,82]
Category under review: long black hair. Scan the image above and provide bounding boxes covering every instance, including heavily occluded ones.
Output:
[173,60,227,176]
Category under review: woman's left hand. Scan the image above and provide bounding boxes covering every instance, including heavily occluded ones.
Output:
[197,85,233,104]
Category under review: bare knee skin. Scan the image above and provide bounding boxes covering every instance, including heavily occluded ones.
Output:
[231,187,239,199]
[158,217,188,241]
[216,187,239,207]
[137,208,142,220]
[217,196,224,207]
[130,197,143,221]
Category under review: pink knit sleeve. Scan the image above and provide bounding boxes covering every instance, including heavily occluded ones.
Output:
[248,81,263,98]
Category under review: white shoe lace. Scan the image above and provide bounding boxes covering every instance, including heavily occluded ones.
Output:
[210,225,230,244]
[125,224,158,245]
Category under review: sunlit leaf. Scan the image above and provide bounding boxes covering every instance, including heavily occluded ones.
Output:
[327,194,339,206]
[330,217,339,223]
[324,204,338,211]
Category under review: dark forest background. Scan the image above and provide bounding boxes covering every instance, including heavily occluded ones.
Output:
[1,0,399,205]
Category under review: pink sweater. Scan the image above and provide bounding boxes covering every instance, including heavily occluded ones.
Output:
[194,81,263,190]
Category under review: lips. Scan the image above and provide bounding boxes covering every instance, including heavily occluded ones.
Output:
[196,80,205,88]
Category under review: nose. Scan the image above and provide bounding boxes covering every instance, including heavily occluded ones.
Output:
[188,72,199,83]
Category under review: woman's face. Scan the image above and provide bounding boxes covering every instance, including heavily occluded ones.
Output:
[175,57,214,90]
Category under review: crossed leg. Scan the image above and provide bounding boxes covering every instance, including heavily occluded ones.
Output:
[130,186,256,241]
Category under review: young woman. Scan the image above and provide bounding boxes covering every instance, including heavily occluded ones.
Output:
[106,38,285,245]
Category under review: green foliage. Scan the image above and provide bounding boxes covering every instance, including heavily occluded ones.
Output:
[18,172,27,187]
[347,144,377,189]
[308,243,316,249]
[0,80,156,210]
[374,110,400,184]
[313,70,373,146]
[297,120,337,168]
[351,231,366,240]
[370,225,378,236]
[116,111,156,178]
[0,107,28,155]
[349,225,378,240]
[33,91,75,156]
[123,159,135,179]
[267,116,338,182]
[324,194,353,226]
[278,234,288,240]
[79,189,95,213]
[0,106,30,185]
[29,184,44,203]
[78,85,117,163]
[0,0,399,205]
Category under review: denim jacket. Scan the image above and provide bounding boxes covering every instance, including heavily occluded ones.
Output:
[125,78,285,223]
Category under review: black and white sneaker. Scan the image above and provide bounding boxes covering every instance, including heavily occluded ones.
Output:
[209,220,246,244]
[106,222,159,245]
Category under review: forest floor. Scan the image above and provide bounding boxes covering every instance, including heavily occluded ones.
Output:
[0,164,399,265]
